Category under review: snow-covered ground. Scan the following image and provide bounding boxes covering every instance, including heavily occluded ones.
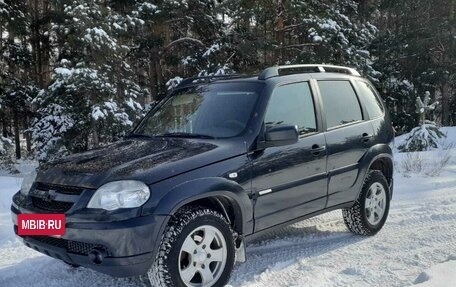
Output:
[1,129,456,287]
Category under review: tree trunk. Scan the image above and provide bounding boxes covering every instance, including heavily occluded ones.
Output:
[275,0,286,64]
[0,21,3,51]
[148,53,157,103]
[441,83,450,126]
[13,111,21,159]
[33,0,43,86]
[155,57,164,100]
[24,115,32,154]
[92,130,99,148]
[1,114,8,138]
[41,0,51,86]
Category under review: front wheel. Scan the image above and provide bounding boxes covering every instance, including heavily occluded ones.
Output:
[148,206,235,287]
[342,170,391,235]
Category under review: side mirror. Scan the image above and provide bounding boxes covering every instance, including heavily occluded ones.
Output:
[260,125,299,148]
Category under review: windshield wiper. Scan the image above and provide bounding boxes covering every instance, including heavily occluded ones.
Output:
[159,132,215,139]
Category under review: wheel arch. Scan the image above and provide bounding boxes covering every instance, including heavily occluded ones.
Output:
[369,155,393,182]
[153,177,253,236]
[360,153,394,198]
[174,195,244,235]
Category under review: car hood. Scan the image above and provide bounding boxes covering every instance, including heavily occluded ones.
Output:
[37,137,246,188]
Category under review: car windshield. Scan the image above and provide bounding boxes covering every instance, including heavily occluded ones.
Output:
[132,82,262,139]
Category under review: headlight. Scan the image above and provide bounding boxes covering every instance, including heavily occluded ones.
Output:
[20,170,37,196]
[87,180,150,211]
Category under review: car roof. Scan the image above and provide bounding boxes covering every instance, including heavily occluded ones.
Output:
[173,65,363,90]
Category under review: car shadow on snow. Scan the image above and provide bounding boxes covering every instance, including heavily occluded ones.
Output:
[229,221,367,286]
[0,255,147,287]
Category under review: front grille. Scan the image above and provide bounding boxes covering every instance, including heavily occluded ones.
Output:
[67,240,103,255]
[27,236,108,256]
[35,182,84,195]
[32,236,67,249]
[31,197,73,213]
[28,182,87,213]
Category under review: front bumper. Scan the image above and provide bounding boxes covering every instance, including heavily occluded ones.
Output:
[11,201,169,277]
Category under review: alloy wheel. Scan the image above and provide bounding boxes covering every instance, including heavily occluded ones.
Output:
[178,225,227,287]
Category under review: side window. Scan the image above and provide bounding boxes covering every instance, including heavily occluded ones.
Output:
[318,81,362,128]
[265,82,317,135]
[355,81,384,119]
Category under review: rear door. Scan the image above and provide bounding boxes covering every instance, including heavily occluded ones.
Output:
[250,81,328,231]
[316,79,375,207]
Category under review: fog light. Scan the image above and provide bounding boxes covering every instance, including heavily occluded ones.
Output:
[88,248,106,265]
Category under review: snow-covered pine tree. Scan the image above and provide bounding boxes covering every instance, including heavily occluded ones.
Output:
[212,0,380,80]
[0,136,12,156]
[372,0,456,131]
[398,122,446,152]
[32,0,145,161]
[398,91,446,152]
[134,0,226,92]
[0,0,37,159]
[285,0,379,80]
[0,135,16,172]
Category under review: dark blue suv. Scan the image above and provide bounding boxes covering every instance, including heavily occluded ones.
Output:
[12,65,394,287]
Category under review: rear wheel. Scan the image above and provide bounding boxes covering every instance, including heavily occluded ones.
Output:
[342,170,390,235]
[148,206,235,287]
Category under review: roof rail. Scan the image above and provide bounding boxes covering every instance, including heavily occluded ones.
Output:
[176,74,251,88]
[258,64,361,80]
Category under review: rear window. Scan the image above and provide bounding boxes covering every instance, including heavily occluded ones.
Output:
[318,81,363,128]
[355,81,384,119]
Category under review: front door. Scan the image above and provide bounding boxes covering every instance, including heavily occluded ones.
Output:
[250,81,328,231]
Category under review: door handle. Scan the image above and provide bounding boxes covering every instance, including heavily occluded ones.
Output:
[311,144,326,155]
[360,133,373,143]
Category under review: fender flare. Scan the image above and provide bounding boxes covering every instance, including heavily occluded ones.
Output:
[356,146,393,199]
[154,177,253,235]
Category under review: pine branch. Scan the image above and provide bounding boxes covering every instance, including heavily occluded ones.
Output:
[161,37,204,55]
[281,43,319,49]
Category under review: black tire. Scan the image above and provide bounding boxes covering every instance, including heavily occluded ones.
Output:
[342,170,391,235]
[148,206,235,287]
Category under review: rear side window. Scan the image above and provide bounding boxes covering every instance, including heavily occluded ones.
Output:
[265,82,317,135]
[318,81,362,128]
[355,81,384,119]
